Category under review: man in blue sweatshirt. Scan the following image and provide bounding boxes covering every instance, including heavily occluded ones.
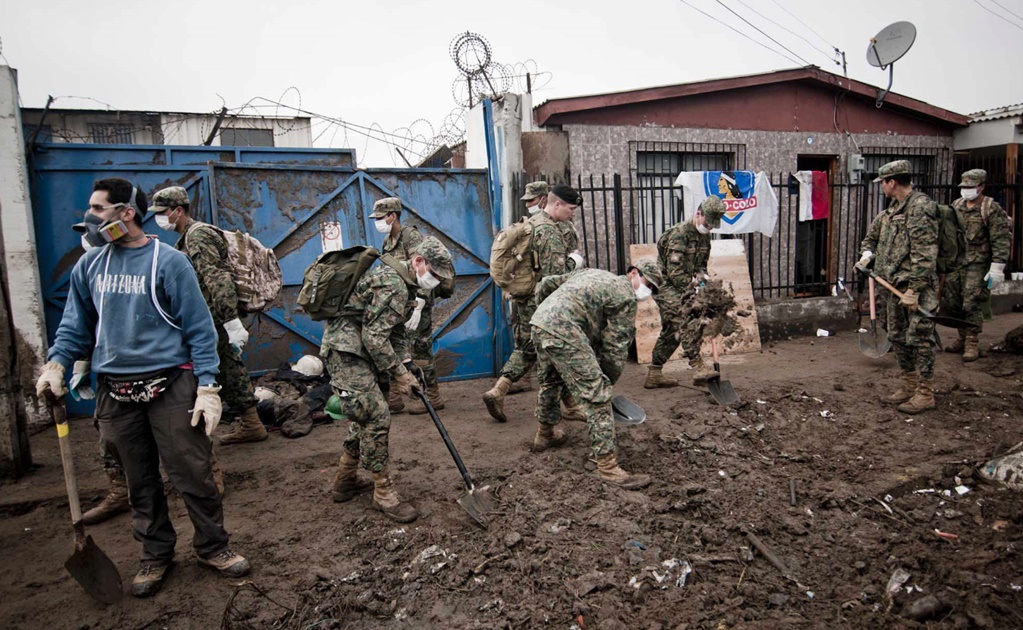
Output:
[35,178,250,598]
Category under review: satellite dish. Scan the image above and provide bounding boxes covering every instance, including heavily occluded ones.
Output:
[865,21,917,108]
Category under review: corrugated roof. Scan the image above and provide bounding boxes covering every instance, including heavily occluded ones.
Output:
[968,103,1023,123]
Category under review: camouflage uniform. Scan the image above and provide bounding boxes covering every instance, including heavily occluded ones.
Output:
[652,222,711,365]
[530,269,637,456]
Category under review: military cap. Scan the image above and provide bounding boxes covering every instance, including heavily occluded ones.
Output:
[699,196,727,228]
[630,261,663,294]
[958,169,987,187]
[412,236,455,281]
[150,186,190,212]
[370,197,403,218]
[873,160,912,183]
[521,181,550,201]
[550,184,583,207]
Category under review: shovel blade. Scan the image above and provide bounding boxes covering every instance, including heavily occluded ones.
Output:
[858,330,891,358]
[612,395,646,425]
[64,534,123,604]
[708,378,740,405]
[457,485,498,529]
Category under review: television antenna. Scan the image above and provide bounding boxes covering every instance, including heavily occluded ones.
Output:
[866,21,916,108]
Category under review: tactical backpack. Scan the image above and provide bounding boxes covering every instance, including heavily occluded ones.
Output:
[185,224,283,312]
[490,218,539,298]
[297,246,381,321]
[934,202,966,275]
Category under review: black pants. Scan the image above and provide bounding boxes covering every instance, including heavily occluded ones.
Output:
[96,369,229,563]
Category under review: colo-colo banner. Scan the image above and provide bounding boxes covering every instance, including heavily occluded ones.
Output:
[675,171,779,237]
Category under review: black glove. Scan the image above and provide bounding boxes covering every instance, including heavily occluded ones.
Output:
[600,359,622,385]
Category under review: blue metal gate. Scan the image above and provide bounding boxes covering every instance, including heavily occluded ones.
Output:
[29,143,503,413]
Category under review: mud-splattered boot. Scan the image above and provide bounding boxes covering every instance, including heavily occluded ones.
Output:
[409,377,445,415]
[372,469,418,523]
[82,467,130,525]
[898,375,936,414]
[561,391,586,422]
[483,376,513,422]
[532,424,568,452]
[644,364,679,389]
[690,356,719,386]
[963,332,980,363]
[331,451,372,503]
[507,374,533,395]
[595,453,651,490]
[388,387,406,415]
[219,406,268,445]
[882,371,918,405]
[945,329,967,354]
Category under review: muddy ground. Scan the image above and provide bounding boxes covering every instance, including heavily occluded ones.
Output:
[2,314,1023,630]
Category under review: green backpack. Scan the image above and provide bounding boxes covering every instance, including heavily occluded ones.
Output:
[935,202,966,275]
[297,246,381,321]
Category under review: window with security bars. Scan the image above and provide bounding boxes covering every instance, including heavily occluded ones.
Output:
[862,151,942,185]
[88,123,135,144]
[633,150,736,243]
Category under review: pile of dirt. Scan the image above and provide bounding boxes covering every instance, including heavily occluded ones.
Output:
[683,279,739,339]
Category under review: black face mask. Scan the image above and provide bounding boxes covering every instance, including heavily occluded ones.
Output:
[78,211,130,248]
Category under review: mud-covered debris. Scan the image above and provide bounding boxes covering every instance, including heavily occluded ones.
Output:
[903,594,946,621]
[504,532,522,549]
[565,571,612,597]
[684,279,739,339]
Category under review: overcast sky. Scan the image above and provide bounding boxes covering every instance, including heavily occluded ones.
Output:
[3,0,1022,166]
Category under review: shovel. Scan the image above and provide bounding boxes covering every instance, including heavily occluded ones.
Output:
[707,338,739,405]
[856,264,978,330]
[612,395,645,425]
[45,392,123,604]
[858,276,891,358]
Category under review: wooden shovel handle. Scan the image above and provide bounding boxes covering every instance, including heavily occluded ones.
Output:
[868,277,877,320]
[864,270,936,319]
[711,337,720,364]
[44,392,83,524]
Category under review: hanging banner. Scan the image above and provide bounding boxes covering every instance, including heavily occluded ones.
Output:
[675,170,779,237]
[320,221,343,252]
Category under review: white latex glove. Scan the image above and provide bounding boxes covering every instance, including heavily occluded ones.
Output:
[223,318,249,355]
[568,251,585,269]
[857,250,874,268]
[69,360,95,401]
[35,361,67,398]
[190,385,223,436]
[405,297,426,330]
[984,262,1006,288]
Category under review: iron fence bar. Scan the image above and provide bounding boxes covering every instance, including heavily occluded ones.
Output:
[578,174,590,266]
[613,174,626,274]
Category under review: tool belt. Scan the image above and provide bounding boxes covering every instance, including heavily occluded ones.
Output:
[102,367,185,403]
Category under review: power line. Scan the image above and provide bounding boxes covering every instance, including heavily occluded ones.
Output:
[678,0,805,67]
[733,0,840,66]
[990,0,1023,23]
[769,0,839,51]
[975,0,1023,30]
[716,0,812,66]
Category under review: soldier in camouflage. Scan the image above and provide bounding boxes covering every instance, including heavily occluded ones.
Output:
[645,196,727,388]
[940,169,1012,362]
[859,160,940,414]
[484,183,588,423]
[529,262,663,490]
[322,235,455,523]
[372,197,454,416]
[151,186,267,445]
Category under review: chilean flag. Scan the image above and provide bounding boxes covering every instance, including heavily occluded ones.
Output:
[795,171,830,222]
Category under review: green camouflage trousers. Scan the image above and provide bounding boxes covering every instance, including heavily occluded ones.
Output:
[217,323,255,419]
[941,263,989,329]
[499,299,537,381]
[411,296,439,389]
[885,284,937,377]
[532,327,616,457]
[652,285,701,366]
[325,350,391,473]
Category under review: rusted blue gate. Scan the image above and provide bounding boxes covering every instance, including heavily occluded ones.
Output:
[30,144,502,413]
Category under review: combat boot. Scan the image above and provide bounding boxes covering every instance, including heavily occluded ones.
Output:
[82,467,130,525]
[331,451,372,503]
[388,387,406,414]
[690,356,719,386]
[595,453,651,490]
[483,376,513,422]
[372,469,418,523]
[409,380,445,415]
[219,405,268,445]
[532,424,568,452]
[882,371,918,405]
[963,332,980,363]
[945,329,967,354]
[644,365,679,389]
[898,375,936,414]
[507,374,533,394]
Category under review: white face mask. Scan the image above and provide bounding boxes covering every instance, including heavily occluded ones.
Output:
[374,218,391,234]
[527,203,542,215]
[155,214,175,231]
[696,224,710,235]
[635,282,653,301]
[81,235,96,251]
[960,188,979,202]
[417,268,441,290]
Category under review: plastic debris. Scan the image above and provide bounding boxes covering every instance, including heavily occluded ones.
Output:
[886,568,912,611]
[933,529,959,541]
[954,485,971,495]
[820,410,833,418]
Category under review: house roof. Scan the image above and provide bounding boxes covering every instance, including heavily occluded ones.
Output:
[20,106,309,121]
[968,103,1023,123]
[534,66,969,128]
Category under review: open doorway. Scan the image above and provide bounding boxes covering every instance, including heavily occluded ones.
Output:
[794,155,836,296]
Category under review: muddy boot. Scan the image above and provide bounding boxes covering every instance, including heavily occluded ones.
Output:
[372,469,418,523]
[507,374,533,395]
[690,356,718,386]
[644,365,679,389]
[388,387,406,415]
[483,376,513,422]
[898,375,936,414]
[963,332,980,363]
[331,451,372,503]
[882,371,918,405]
[595,453,651,490]
[409,381,445,415]
[560,391,586,422]
[532,424,567,452]
[82,468,130,525]
[211,449,225,496]
[945,329,967,354]
[219,405,268,445]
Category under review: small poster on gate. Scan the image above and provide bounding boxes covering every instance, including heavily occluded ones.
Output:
[320,222,343,252]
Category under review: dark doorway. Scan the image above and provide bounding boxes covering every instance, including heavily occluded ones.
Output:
[794,155,836,296]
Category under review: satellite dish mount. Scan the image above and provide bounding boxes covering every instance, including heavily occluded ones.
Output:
[866,21,917,108]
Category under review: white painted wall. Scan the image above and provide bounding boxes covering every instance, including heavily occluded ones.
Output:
[954,117,1023,151]
[161,114,314,148]
[464,94,531,229]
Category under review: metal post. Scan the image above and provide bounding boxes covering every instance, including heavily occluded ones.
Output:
[613,174,626,274]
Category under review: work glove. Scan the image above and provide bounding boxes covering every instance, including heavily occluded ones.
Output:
[899,288,919,312]
[857,250,874,269]
[984,262,1006,289]
[568,251,585,269]
[69,360,95,401]
[405,297,426,330]
[190,385,223,437]
[600,360,622,386]
[35,361,67,398]
[223,318,249,355]
[391,369,419,397]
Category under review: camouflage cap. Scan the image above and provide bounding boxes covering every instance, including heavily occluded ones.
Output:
[873,160,912,183]
[631,261,664,294]
[371,197,403,218]
[150,186,190,212]
[412,236,455,281]
[958,169,987,187]
[699,196,727,228]
[521,181,550,201]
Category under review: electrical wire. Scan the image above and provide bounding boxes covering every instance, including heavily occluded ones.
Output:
[715,0,812,66]
[769,0,840,52]
[974,0,1023,31]
[733,0,840,66]
[678,0,805,67]
[990,0,1023,23]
